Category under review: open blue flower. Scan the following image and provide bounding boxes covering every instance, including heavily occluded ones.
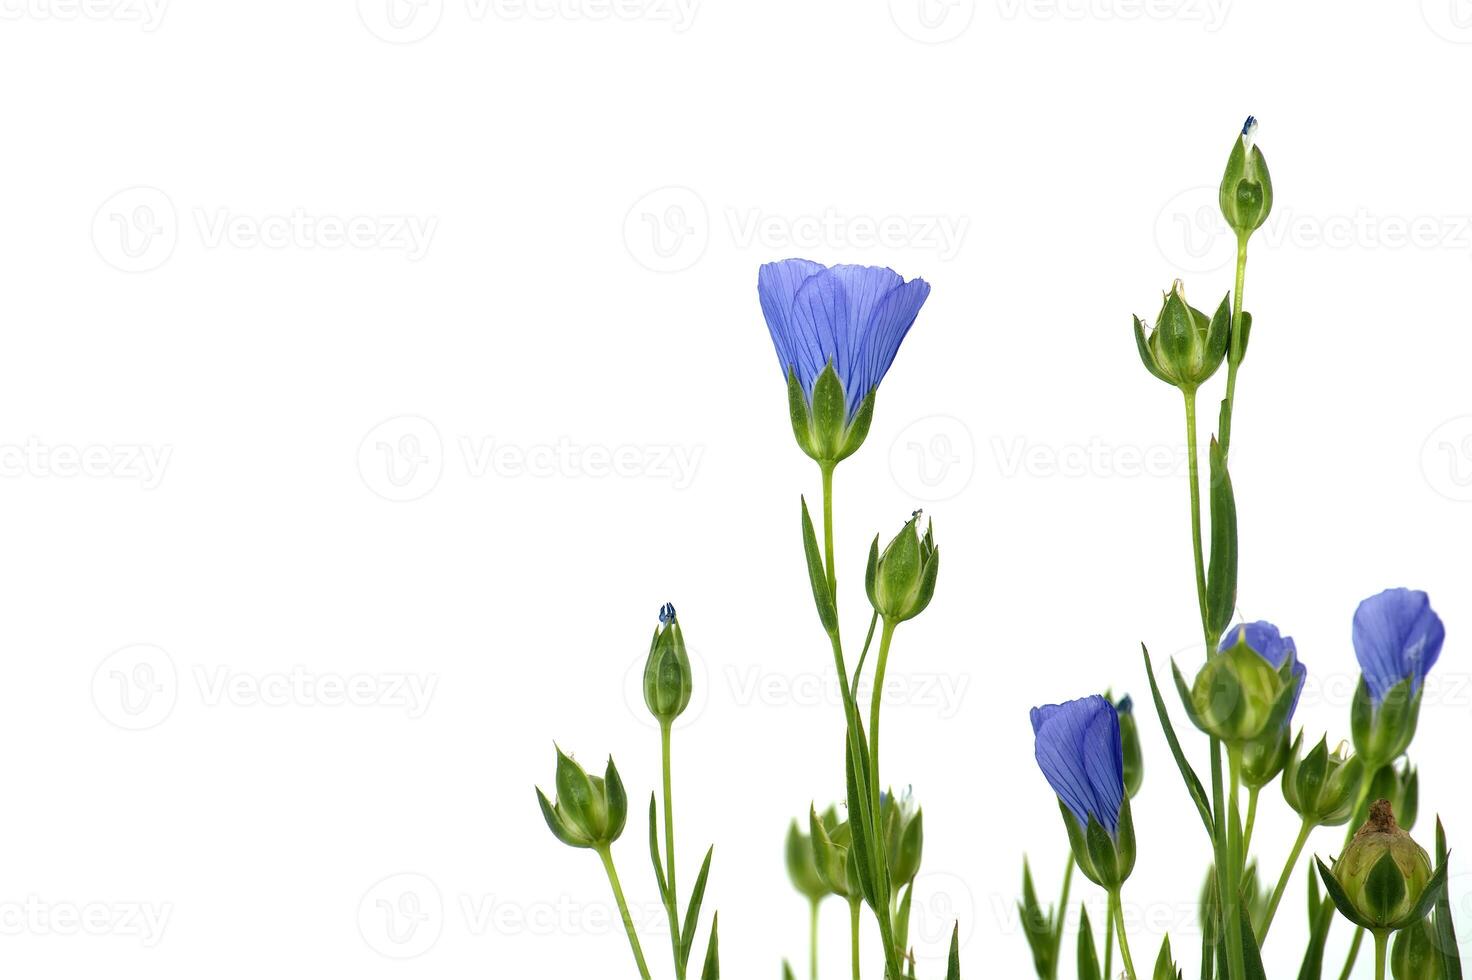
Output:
[757,259,930,420]
[1352,588,1444,703]
[1030,695,1125,836]
[1219,620,1307,724]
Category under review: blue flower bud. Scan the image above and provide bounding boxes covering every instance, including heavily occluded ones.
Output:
[865,512,940,624]
[535,747,628,849]
[1114,695,1144,798]
[1350,589,1444,769]
[758,260,930,465]
[643,602,693,725]
[1184,620,1305,746]
[1281,734,1364,827]
[1132,281,1231,392]
[1219,116,1274,238]
[1030,695,1135,889]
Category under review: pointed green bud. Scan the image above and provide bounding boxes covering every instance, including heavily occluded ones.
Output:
[643,602,693,724]
[1187,630,1300,745]
[808,806,853,899]
[535,747,627,849]
[1219,116,1273,239]
[1281,734,1364,827]
[1132,281,1230,392]
[785,819,828,902]
[881,787,925,888]
[1321,800,1439,931]
[1115,695,1144,798]
[866,511,939,623]
[1390,918,1442,980]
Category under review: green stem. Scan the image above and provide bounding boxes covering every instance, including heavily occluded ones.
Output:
[1103,907,1115,980]
[1220,235,1249,458]
[1183,387,1211,651]
[809,898,820,980]
[598,845,653,980]
[849,899,862,980]
[868,619,898,829]
[1212,740,1246,980]
[1109,889,1139,980]
[1374,930,1388,980]
[1339,928,1366,980]
[850,609,879,698]
[660,720,682,977]
[1052,857,1075,979]
[1242,786,1260,860]
[1258,819,1312,941]
[821,462,837,598]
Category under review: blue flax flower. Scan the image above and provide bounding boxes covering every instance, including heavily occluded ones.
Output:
[1218,620,1307,724]
[1030,695,1125,836]
[1352,588,1444,703]
[758,259,931,421]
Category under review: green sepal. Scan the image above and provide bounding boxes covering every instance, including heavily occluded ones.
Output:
[799,496,837,632]
[700,912,720,980]
[1153,934,1181,980]
[554,744,599,836]
[537,786,590,848]
[1352,676,1424,769]
[809,806,848,899]
[679,846,714,972]
[864,535,880,611]
[1083,814,1119,887]
[787,368,815,459]
[1204,435,1238,640]
[1317,857,1375,930]
[1204,293,1232,378]
[603,757,628,842]
[1077,906,1102,980]
[838,388,876,462]
[1134,315,1173,385]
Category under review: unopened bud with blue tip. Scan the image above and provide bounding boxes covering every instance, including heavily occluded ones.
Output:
[1030,695,1135,890]
[1219,116,1274,239]
[1183,620,1305,746]
[643,602,693,725]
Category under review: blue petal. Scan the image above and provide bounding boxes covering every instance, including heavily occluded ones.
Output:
[757,259,825,391]
[855,275,930,418]
[1353,588,1445,702]
[788,268,860,398]
[1031,695,1124,836]
[1218,620,1294,670]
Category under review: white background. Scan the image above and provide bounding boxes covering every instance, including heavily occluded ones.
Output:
[1,1,1470,977]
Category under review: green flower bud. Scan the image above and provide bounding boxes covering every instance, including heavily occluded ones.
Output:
[1319,800,1444,933]
[1239,722,1292,790]
[865,511,939,624]
[1281,734,1364,827]
[643,602,692,725]
[1219,116,1273,239]
[785,819,828,903]
[1391,918,1443,980]
[535,747,628,849]
[1183,631,1300,745]
[881,788,924,888]
[1132,281,1230,392]
[1115,695,1144,798]
[1352,676,1425,772]
[808,806,857,900]
[1369,762,1420,833]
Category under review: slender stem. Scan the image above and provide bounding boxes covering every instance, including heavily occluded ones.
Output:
[1339,929,1366,980]
[849,899,862,980]
[1228,747,1244,876]
[850,610,879,698]
[1242,786,1260,860]
[809,898,820,980]
[1219,235,1249,458]
[1374,930,1388,980]
[659,720,682,977]
[1257,819,1312,942]
[821,462,838,598]
[1109,889,1138,980]
[1212,740,1246,980]
[1103,907,1115,980]
[1183,387,1211,650]
[1052,857,1075,979]
[868,619,898,827]
[598,845,653,980]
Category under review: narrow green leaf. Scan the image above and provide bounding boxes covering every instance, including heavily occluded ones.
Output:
[678,846,715,971]
[844,731,881,908]
[1295,876,1335,980]
[1238,903,1267,980]
[782,961,796,980]
[1435,819,1464,980]
[799,496,837,631]
[946,923,961,980]
[1077,906,1102,980]
[1205,437,1238,639]
[648,794,669,902]
[1142,645,1215,839]
[1199,928,1213,980]
[701,913,720,980]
